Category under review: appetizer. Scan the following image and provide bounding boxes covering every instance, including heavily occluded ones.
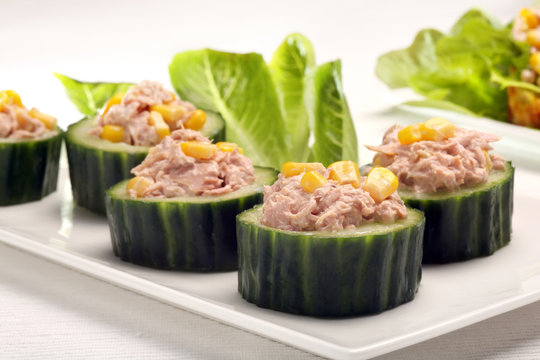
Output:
[0,90,62,206]
[105,129,276,271]
[367,118,514,263]
[64,80,225,214]
[237,161,424,316]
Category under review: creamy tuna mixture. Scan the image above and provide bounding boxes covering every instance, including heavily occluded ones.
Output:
[90,80,197,146]
[260,169,407,232]
[129,129,255,198]
[367,125,506,194]
[0,104,55,139]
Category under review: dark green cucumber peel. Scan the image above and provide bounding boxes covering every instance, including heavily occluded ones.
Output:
[0,131,62,206]
[105,167,277,271]
[66,112,225,214]
[400,162,514,263]
[237,206,425,317]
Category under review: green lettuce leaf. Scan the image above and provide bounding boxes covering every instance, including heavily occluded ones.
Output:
[310,60,358,165]
[270,33,315,162]
[169,49,288,169]
[54,73,133,116]
[375,9,533,122]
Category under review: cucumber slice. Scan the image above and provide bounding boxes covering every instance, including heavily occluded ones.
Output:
[0,131,62,206]
[65,112,225,214]
[105,167,277,271]
[237,206,425,316]
[399,162,514,263]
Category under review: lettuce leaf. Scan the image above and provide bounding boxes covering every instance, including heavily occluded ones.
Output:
[169,49,288,169]
[169,34,358,169]
[310,60,358,165]
[375,9,536,122]
[270,33,315,162]
[54,73,133,116]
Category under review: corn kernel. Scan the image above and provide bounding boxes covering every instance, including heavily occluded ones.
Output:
[397,124,423,145]
[483,150,492,172]
[126,176,154,197]
[101,124,125,142]
[527,29,540,48]
[281,162,326,177]
[184,109,207,130]
[180,141,217,159]
[531,53,540,74]
[150,104,185,124]
[0,90,23,108]
[102,92,125,116]
[521,8,540,29]
[149,111,170,139]
[29,108,57,130]
[301,171,328,193]
[328,160,361,188]
[216,141,243,154]
[363,167,399,203]
[421,117,455,141]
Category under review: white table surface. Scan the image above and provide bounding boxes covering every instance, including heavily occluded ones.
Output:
[1,0,537,358]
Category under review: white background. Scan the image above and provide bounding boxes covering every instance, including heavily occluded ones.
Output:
[1,0,537,359]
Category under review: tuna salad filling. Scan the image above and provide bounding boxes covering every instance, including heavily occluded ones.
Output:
[0,90,58,139]
[367,122,506,194]
[127,129,255,198]
[261,163,407,232]
[90,80,205,146]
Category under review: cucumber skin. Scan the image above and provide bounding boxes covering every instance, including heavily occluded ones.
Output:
[66,117,225,215]
[0,132,62,206]
[105,170,277,271]
[237,207,425,317]
[402,162,514,263]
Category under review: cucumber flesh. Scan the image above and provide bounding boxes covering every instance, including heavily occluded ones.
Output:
[400,162,514,263]
[105,167,277,271]
[65,112,225,214]
[0,131,62,206]
[237,206,425,316]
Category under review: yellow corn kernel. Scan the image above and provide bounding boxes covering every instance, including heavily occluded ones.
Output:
[301,171,328,193]
[149,104,185,124]
[126,176,154,197]
[101,124,125,142]
[328,160,361,188]
[521,8,540,29]
[420,117,455,141]
[149,111,170,139]
[0,90,23,108]
[397,124,423,145]
[483,150,492,172]
[29,108,57,130]
[102,92,125,116]
[184,109,207,130]
[281,162,326,177]
[216,141,243,154]
[167,90,177,103]
[180,141,217,159]
[363,167,399,203]
[530,53,540,74]
[526,29,540,48]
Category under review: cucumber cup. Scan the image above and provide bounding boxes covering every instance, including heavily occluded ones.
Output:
[105,166,277,271]
[0,131,62,206]
[237,205,425,316]
[66,112,224,214]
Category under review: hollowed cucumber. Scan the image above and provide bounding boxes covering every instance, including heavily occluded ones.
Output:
[0,131,62,206]
[105,167,277,271]
[237,206,425,316]
[65,113,225,214]
[399,162,514,263]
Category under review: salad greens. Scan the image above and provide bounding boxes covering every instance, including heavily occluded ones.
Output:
[376,9,534,122]
[169,33,358,169]
[56,33,358,170]
[54,73,133,117]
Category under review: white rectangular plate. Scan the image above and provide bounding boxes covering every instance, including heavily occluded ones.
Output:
[1,113,539,360]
